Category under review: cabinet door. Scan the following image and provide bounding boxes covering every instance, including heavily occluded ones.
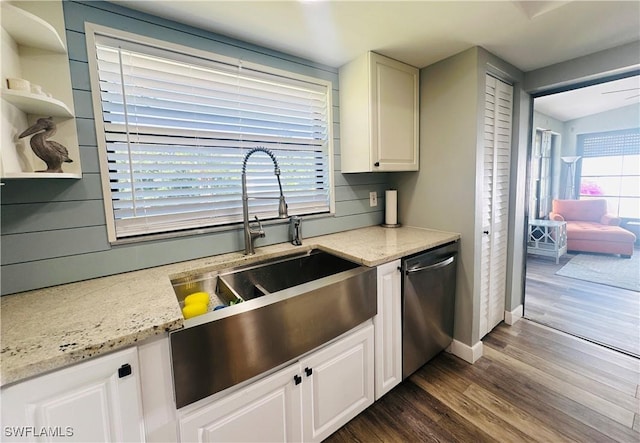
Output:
[179,364,302,443]
[300,323,374,443]
[370,53,419,172]
[374,260,402,400]
[1,347,144,442]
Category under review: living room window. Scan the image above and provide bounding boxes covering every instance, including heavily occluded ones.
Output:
[578,128,640,220]
[87,27,333,241]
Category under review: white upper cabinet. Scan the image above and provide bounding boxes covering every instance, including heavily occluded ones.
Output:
[1,1,81,179]
[339,52,419,173]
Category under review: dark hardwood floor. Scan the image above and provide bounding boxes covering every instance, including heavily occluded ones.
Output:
[524,252,640,357]
[326,320,640,443]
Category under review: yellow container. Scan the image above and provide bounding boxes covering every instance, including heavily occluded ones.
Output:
[182,302,208,319]
[184,292,210,307]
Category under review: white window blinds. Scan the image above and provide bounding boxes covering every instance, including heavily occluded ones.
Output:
[92,34,331,239]
[579,128,640,157]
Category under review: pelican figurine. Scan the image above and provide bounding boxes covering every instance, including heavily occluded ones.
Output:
[18,117,73,173]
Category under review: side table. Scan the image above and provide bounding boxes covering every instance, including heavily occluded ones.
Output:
[527,219,567,264]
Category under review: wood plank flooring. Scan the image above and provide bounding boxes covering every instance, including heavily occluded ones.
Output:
[525,252,640,357]
[326,320,640,443]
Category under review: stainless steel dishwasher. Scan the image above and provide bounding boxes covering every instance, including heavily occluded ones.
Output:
[402,241,458,379]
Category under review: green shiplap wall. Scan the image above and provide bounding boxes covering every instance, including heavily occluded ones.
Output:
[0,0,391,295]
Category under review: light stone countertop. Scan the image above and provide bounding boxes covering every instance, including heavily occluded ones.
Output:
[0,225,459,387]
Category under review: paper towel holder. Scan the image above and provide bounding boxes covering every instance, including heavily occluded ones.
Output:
[382,188,400,228]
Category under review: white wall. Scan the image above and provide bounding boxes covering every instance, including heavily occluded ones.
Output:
[524,41,640,93]
[392,46,527,348]
[390,41,639,349]
[393,47,481,347]
[564,103,640,155]
[533,111,565,134]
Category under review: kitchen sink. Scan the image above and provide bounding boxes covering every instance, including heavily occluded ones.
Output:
[171,249,362,307]
[169,249,377,408]
[218,249,361,301]
[172,272,240,309]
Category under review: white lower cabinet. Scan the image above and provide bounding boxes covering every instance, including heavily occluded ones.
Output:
[1,347,145,442]
[300,323,374,442]
[178,322,374,443]
[374,259,402,400]
[179,363,302,442]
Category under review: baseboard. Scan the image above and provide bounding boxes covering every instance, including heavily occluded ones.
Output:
[504,304,524,325]
[448,339,483,363]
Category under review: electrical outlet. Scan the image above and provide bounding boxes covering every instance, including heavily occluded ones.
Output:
[369,191,377,207]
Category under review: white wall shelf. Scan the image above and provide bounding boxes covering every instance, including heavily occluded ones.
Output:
[2,89,73,117]
[1,1,81,179]
[1,2,66,53]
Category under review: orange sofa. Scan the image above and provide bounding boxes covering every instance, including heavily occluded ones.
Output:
[549,199,636,258]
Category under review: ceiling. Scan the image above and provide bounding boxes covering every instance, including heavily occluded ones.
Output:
[111,0,639,72]
[111,0,640,121]
[535,75,640,122]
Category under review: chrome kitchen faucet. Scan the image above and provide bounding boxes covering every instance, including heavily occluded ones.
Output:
[241,147,288,255]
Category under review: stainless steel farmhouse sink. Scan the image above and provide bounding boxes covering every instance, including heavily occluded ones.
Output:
[169,249,377,408]
[219,249,363,301]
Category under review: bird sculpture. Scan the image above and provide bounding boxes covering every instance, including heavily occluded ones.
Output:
[18,117,73,173]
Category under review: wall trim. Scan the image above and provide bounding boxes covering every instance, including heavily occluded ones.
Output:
[504,304,524,325]
[447,339,483,363]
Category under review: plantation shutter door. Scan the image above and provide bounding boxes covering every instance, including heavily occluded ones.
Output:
[479,74,514,338]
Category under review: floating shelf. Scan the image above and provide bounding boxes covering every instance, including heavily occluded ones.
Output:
[1,172,82,179]
[1,89,73,117]
[1,3,66,53]
[0,1,81,180]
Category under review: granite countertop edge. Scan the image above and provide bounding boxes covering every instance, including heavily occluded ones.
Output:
[0,226,459,387]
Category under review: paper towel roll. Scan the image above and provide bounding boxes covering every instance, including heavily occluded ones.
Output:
[385,190,398,225]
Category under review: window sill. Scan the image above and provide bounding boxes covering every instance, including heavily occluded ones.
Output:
[109,212,334,247]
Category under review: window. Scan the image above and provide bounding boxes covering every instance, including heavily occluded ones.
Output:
[529,129,555,220]
[578,128,640,219]
[88,27,332,241]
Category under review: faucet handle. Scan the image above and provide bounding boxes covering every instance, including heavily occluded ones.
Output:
[290,216,302,246]
[251,215,265,237]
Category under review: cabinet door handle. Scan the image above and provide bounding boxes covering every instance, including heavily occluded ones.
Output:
[483,230,490,235]
[294,374,302,385]
[374,162,380,167]
[304,367,313,377]
[118,363,132,378]
[405,256,455,275]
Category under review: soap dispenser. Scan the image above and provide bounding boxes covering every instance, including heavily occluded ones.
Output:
[290,216,302,246]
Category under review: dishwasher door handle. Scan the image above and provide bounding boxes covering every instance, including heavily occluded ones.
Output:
[405,256,455,275]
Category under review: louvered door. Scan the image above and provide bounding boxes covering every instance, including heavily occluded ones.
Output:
[479,75,513,338]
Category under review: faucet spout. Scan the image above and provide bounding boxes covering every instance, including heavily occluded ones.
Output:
[242,147,289,255]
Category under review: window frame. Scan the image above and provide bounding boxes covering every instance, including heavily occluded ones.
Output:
[577,127,640,220]
[85,23,335,243]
